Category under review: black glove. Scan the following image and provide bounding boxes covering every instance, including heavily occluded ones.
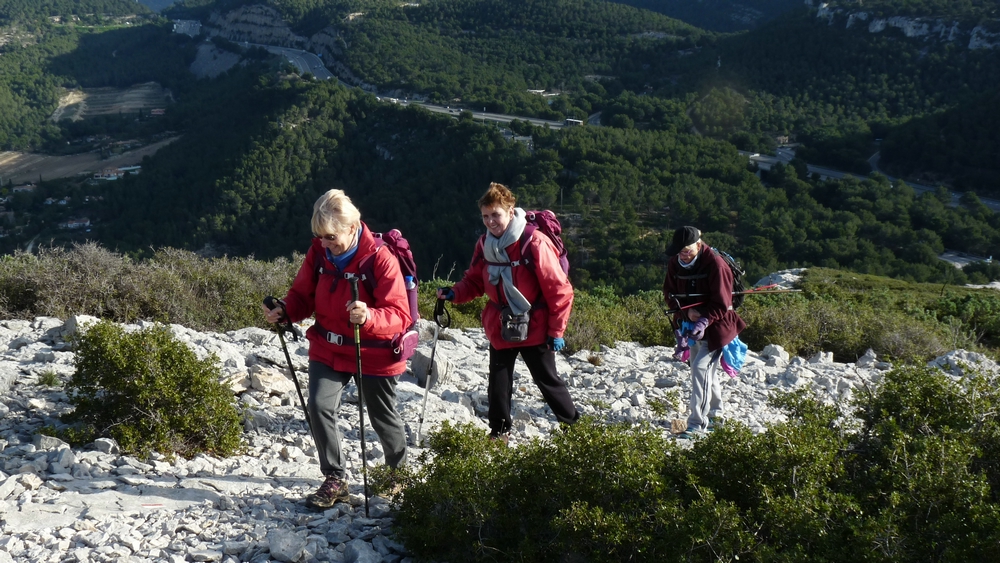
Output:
[437,287,455,301]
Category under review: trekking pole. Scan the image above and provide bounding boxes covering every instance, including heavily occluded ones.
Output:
[263,297,313,440]
[416,298,451,446]
[349,278,370,518]
[667,287,803,300]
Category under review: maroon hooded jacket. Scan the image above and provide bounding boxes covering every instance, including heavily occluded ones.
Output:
[662,242,746,352]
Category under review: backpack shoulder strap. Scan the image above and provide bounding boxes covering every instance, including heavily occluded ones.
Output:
[357,239,386,295]
[515,224,539,270]
[471,234,487,267]
[480,225,538,269]
[312,243,333,279]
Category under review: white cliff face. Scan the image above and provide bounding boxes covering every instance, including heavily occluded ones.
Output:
[816,2,836,24]
[868,16,932,37]
[814,4,999,49]
[846,11,868,28]
[200,4,381,92]
[205,4,308,48]
[970,25,1000,49]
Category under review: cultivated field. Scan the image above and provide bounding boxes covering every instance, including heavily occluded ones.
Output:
[50,82,173,122]
[0,136,180,185]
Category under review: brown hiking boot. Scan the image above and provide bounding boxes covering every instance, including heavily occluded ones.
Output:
[489,432,509,446]
[306,475,349,509]
[381,471,407,497]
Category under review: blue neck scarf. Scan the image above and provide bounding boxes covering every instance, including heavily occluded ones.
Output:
[326,225,362,271]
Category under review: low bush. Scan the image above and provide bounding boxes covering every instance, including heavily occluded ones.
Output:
[0,245,996,364]
[393,366,1000,562]
[61,320,242,459]
[0,243,296,332]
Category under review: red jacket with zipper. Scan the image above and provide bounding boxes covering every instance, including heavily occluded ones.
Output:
[282,223,411,376]
[452,230,573,349]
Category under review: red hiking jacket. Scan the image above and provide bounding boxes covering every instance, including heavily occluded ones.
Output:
[282,223,412,376]
[452,231,573,349]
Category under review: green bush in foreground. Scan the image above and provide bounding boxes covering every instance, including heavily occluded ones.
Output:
[393,366,1000,563]
[61,320,242,459]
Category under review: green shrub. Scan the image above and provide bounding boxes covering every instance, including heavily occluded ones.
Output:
[62,320,242,459]
[0,243,296,332]
[2,246,997,364]
[738,271,964,363]
[37,370,60,387]
[393,367,1000,562]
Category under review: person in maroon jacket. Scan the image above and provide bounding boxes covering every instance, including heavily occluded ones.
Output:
[662,226,746,439]
[438,183,579,443]
[262,189,410,509]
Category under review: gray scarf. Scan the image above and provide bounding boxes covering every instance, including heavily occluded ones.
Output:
[483,207,532,314]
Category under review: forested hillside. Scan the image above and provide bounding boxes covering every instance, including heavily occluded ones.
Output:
[639,9,1000,195]
[0,18,196,151]
[606,0,803,32]
[167,0,707,119]
[0,0,146,24]
[69,71,998,294]
[165,0,1000,194]
[2,0,999,294]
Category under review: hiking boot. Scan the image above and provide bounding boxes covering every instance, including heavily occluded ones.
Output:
[675,427,704,441]
[306,475,349,509]
[489,432,509,446]
[383,471,407,497]
[706,417,722,432]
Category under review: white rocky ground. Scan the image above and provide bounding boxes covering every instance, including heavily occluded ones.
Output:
[1,271,998,562]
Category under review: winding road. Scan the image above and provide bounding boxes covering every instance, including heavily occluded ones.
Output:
[256,44,999,213]
[740,151,1000,213]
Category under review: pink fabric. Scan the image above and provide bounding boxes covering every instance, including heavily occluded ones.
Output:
[720,357,739,378]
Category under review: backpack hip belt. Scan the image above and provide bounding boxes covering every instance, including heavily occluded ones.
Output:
[311,320,393,349]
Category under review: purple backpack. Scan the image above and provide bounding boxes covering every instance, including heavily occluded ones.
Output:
[521,210,570,275]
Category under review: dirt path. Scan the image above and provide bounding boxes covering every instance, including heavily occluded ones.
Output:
[0,136,181,185]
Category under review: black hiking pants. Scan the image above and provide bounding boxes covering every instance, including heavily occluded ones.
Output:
[487,343,579,435]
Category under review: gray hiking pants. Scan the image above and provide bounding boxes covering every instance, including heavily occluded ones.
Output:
[308,361,408,480]
[687,340,724,432]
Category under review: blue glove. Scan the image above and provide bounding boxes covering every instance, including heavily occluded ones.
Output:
[690,318,710,341]
[437,287,455,301]
[548,337,566,352]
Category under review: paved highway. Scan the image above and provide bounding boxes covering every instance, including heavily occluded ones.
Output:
[246,43,337,83]
[741,152,1000,213]
[246,44,569,129]
[392,100,567,129]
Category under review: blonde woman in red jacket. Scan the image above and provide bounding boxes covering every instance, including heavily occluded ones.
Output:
[438,183,579,443]
[263,189,409,509]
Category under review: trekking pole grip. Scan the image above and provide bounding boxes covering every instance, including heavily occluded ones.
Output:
[263,296,302,340]
[434,298,451,328]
